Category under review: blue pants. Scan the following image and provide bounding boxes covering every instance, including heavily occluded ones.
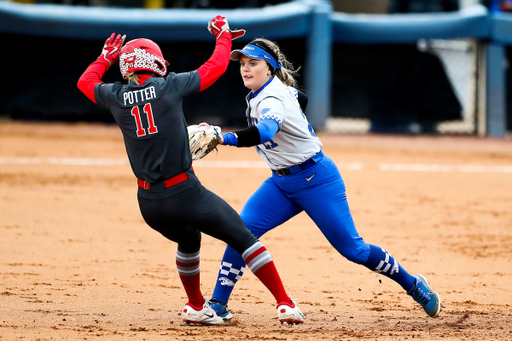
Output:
[244,154,370,263]
[212,153,415,304]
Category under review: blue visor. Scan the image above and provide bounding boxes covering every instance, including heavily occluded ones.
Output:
[230,44,282,71]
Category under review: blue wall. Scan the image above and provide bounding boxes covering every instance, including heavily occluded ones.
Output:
[0,0,510,136]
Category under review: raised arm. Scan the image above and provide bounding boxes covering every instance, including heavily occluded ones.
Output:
[77,33,125,103]
[197,16,245,92]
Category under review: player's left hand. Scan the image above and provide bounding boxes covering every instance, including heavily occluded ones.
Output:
[188,123,222,160]
[100,33,126,65]
[207,15,246,40]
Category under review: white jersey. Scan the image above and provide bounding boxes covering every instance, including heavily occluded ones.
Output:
[246,77,322,170]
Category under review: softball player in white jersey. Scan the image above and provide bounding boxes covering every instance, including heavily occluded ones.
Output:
[208,38,441,322]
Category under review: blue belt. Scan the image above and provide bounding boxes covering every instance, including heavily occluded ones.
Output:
[272,151,324,176]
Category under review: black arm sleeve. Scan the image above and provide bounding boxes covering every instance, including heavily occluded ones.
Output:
[234,126,261,147]
[298,89,308,114]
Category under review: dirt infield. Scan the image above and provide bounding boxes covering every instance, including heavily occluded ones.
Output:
[1,121,511,340]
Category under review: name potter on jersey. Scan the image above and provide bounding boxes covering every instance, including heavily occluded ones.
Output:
[123,86,157,105]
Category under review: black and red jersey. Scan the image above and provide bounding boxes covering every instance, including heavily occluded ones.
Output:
[95,72,200,182]
[78,33,232,184]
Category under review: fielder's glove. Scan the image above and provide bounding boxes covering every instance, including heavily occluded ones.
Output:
[208,15,246,40]
[187,123,222,160]
[100,33,126,66]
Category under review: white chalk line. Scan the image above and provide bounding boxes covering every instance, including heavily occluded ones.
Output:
[379,163,512,173]
[0,157,511,173]
[0,157,128,166]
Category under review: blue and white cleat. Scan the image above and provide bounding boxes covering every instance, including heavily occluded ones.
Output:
[209,298,233,322]
[407,274,441,318]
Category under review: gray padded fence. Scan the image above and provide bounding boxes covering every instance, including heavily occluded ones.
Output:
[0,0,510,136]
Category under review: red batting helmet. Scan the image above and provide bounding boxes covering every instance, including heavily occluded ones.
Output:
[119,38,169,79]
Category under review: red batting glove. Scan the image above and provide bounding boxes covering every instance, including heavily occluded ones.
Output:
[207,15,246,40]
[99,33,126,65]
[230,28,246,40]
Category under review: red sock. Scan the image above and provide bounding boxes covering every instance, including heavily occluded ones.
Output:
[252,262,291,305]
[243,242,292,306]
[178,272,204,308]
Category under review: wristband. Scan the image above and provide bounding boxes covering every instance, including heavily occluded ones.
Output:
[222,132,238,146]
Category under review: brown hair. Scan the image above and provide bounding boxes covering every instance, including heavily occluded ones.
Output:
[251,38,300,88]
[125,72,141,84]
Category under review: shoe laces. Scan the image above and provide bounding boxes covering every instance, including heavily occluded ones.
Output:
[282,295,299,307]
[411,284,431,307]
[200,292,214,310]
[289,296,304,313]
[288,295,305,319]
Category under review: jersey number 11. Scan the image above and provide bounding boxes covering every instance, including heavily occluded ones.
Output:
[131,103,158,137]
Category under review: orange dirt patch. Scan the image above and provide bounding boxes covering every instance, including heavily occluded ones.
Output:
[1,121,511,340]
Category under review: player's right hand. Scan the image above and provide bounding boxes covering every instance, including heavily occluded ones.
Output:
[207,16,246,40]
[100,33,126,66]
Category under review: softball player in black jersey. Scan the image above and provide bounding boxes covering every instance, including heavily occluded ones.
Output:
[77,16,304,326]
